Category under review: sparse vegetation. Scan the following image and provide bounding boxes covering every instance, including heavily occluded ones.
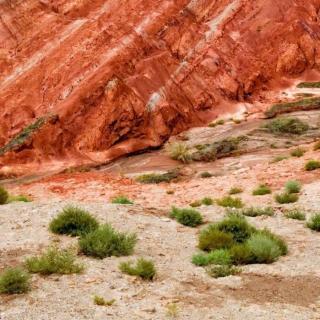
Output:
[0,268,31,294]
[216,196,244,208]
[189,200,202,208]
[306,214,320,231]
[208,119,225,127]
[233,207,275,217]
[229,187,243,195]
[271,155,288,163]
[0,186,9,205]
[111,195,133,205]
[192,249,231,266]
[297,82,320,88]
[291,147,305,157]
[93,295,115,306]
[275,192,299,204]
[206,265,241,278]
[198,227,234,251]
[166,303,179,318]
[200,171,213,178]
[285,180,301,194]
[7,195,31,203]
[25,247,84,275]
[136,169,180,184]
[252,184,271,196]
[314,141,320,151]
[284,209,306,221]
[305,160,320,171]
[201,197,213,206]
[166,142,192,163]
[49,206,99,237]
[79,224,137,259]
[119,258,156,280]
[170,207,203,227]
[265,117,309,135]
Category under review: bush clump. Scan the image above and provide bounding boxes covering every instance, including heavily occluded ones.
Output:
[284,209,306,221]
[305,160,320,171]
[306,214,320,231]
[93,295,115,306]
[111,196,133,205]
[198,227,234,251]
[25,247,84,275]
[192,249,231,267]
[206,265,241,278]
[0,186,9,205]
[0,268,31,294]
[285,180,301,194]
[119,258,156,280]
[201,197,213,206]
[79,224,137,259]
[216,196,244,208]
[252,184,271,196]
[166,142,192,163]
[265,117,309,135]
[7,195,31,203]
[229,244,252,265]
[136,169,180,184]
[189,200,202,208]
[229,187,243,195]
[200,172,213,178]
[235,207,275,217]
[290,148,305,157]
[49,206,99,237]
[170,207,203,227]
[275,192,299,204]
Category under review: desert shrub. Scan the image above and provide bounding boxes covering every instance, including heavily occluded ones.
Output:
[189,200,202,208]
[306,214,320,231]
[166,142,192,163]
[275,192,299,204]
[79,224,137,259]
[252,184,271,196]
[136,169,180,184]
[297,81,320,88]
[198,227,234,251]
[0,268,30,294]
[285,180,301,194]
[284,209,306,221]
[200,172,213,178]
[271,155,288,163]
[229,244,252,265]
[166,190,175,195]
[238,207,275,217]
[257,229,288,255]
[170,207,203,227]
[201,197,213,206]
[192,249,231,266]
[229,187,243,195]
[216,214,256,243]
[7,195,31,203]
[291,148,305,157]
[209,119,225,127]
[119,258,156,280]
[265,118,309,135]
[216,196,244,208]
[314,141,320,151]
[111,196,133,205]
[93,295,115,306]
[0,186,9,205]
[206,265,240,278]
[305,160,320,171]
[49,206,99,237]
[247,234,281,263]
[25,247,84,275]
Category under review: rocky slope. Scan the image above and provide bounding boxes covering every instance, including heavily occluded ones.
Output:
[1,0,320,173]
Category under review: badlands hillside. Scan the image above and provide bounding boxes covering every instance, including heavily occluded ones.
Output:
[1,0,320,319]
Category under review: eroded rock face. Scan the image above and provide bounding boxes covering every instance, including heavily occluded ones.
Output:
[1,0,320,171]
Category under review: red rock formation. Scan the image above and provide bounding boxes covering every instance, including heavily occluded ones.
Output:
[1,0,320,173]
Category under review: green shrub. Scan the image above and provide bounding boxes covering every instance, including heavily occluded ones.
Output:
[297,81,320,88]
[209,119,225,127]
[247,234,281,263]
[206,265,241,278]
[79,224,137,259]
[229,187,243,195]
[305,160,320,171]
[257,229,288,255]
[314,141,320,151]
[284,209,306,221]
[136,169,180,184]
[93,295,115,306]
[170,207,203,227]
[216,196,244,208]
[111,196,133,205]
[49,206,99,237]
[0,186,9,205]
[238,207,275,217]
[275,192,299,204]
[285,180,301,194]
[166,142,192,163]
[0,268,30,294]
[119,258,156,280]
[189,200,202,208]
[229,244,252,265]
[201,197,213,206]
[7,195,31,203]
[198,227,234,251]
[25,247,83,275]
[290,148,305,157]
[306,214,320,231]
[265,118,309,135]
[252,184,271,196]
[192,249,231,266]
[200,172,213,178]
[271,156,288,163]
